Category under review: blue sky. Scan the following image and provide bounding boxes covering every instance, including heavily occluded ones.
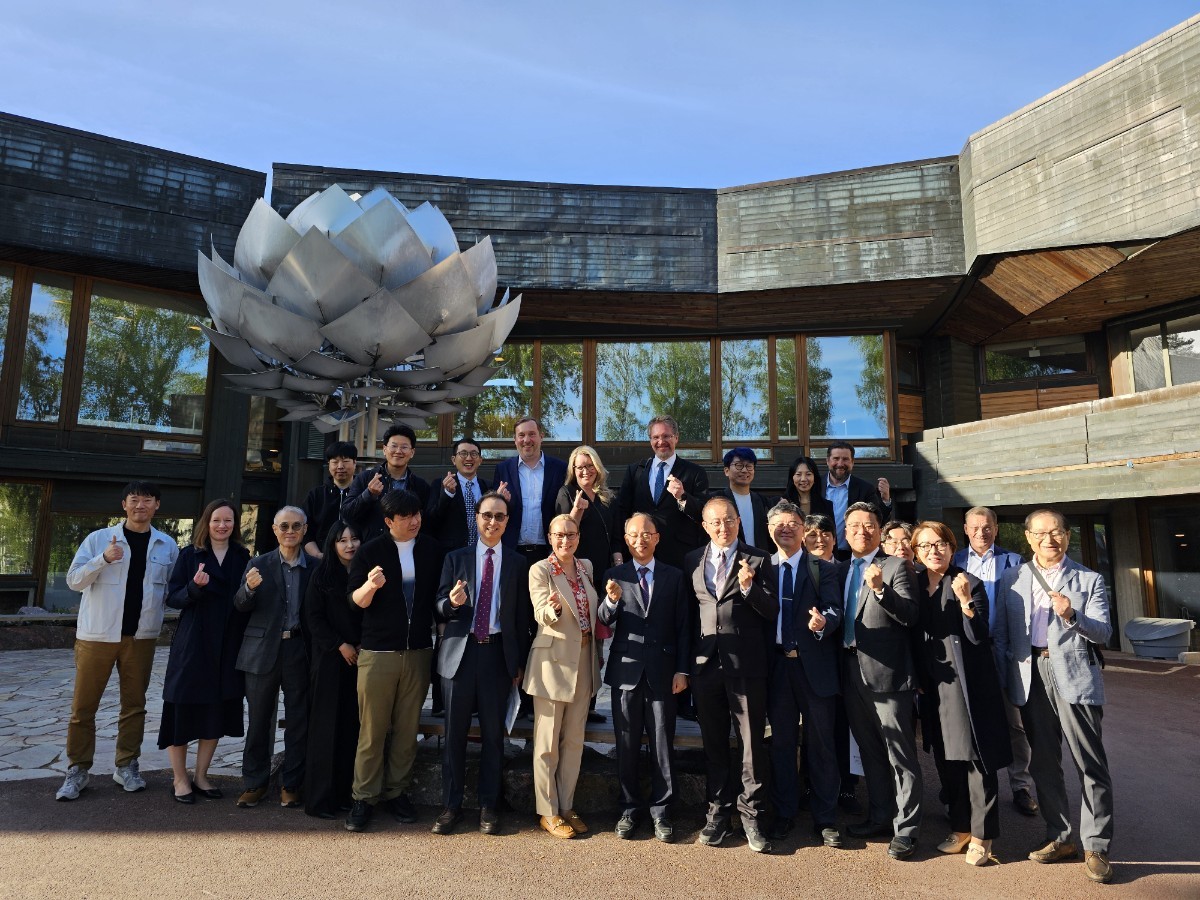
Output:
[4,2,1197,188]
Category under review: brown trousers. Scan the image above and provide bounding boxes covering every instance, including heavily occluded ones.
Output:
[66,637,157,769]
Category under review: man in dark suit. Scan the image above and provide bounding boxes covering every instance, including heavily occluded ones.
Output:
[686,497,778,854]
[343,424,432,542]
[617,414,709,570]
[302,440,357,558]
[838,500,922,860]
[425,437,485,554]
[764,500,844,848]
[234,506,317,809]
[432,491,530,835]
[711,447,772,554]
[344,490,444,833]
[492,417,568,565]
[598,512,690,843]
[824,441,893,557]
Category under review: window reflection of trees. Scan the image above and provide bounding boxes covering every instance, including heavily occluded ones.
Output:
[0,483,43,576]
[17,280,72,423]
[0,269,13,373]
[455,344,534,439]
[806,335,885,439]
[721,339,768,441]
[596,342,711,442]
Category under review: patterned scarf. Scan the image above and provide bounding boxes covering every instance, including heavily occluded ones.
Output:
[548,553,591,634]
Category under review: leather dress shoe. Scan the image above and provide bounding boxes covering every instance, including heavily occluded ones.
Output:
[191,781,223,800]
[387,793,417,823]
[561,809,588,834]
[815,825,843,848]
[236,786,268,808]
[1012,788,1039,817]
[768,817,794,841]
[1084,851,1113,883]
[479,807,501,834]
[345,799,372,833]
[847,819,892,839]
[540,815,575,839]
[887,836,917,860]
[586,711,606,723]
[652,817,674,843]
[431,807,463,834]
[615,814,637,839]
[743,821,773,854]
[173,787,196,805]
[1029,840,1078,863]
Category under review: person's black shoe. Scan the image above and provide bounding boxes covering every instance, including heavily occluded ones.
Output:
[431,807,462,834]
[816,825,843,848]
[743,821,773,854]
[847,819,892,839]
[172,788,196,805]
[887,836,917,860]
[677,709,698,722]
[479,807,501,834]
[1012,788,1039,817]
[615,814,637,839]
[345,800,372,832]
[652,817,674,843]
[387,793,417,823]
[838,790,863,816]
[697,818,729,846]
[586,711,606,724]
[768,817,794,841]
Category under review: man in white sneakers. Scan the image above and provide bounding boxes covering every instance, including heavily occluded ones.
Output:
[57,481,179,800]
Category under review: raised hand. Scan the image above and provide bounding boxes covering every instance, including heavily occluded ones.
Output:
[864,561,884,592]
[605,579,622,603]
[245,566,263,591]
[737,557,756,591]
[367,472,385,496]
[449,578,468,607]
[666,474,685,500]
[1049,590,1073,620]
[951,572,973,608]
[103,535,124,564]
[496,481,511,501]
[807,606,826,632]
[442,471,457,493]
[366,565,386,590]
[193,563,209,587]
[877,476,892,503]
[549,590,563,615]
[572,491,589,514]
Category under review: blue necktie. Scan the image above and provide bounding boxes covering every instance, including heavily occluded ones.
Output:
[652,461,666,504]
[844,557,864,648]
[781,561,796,652]
[463,479,478,547]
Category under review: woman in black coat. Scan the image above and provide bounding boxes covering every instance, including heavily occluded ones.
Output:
[301,520,363,818]
[912,520,1013,866]
[555,445,622,578]
[159,499,251,803]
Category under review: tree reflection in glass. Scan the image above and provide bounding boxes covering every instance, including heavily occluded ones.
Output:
[596,341,710,442]
[17,275,73,423]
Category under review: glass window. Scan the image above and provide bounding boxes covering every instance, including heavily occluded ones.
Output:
[454,343,533,440]
[596,341,711,443]
[1148,505,1200,626]
[720,338,769,442]
[0,482,44,575]
[0,266,13,373]
[78,283,209,435]
[1129,323,1166,392]
[984,336,1088,382]
[17,273,73,423]
[1165,313,1200,387]
[776,337,798,440]
[806,335,887,440]
[246,396,284,472]
[540,343,583,442]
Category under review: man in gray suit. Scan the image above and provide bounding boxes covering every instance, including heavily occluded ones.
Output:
[599,513,691,843]
[952,505,1038,817]
[993,509,1115,884]
[838,501,921,860]
[234,506,316,809]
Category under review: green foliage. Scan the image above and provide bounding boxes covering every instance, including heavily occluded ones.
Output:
[806,339,832,438]
[0,483,43,575]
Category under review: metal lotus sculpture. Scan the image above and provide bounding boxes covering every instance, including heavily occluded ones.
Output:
[197,184,520,433]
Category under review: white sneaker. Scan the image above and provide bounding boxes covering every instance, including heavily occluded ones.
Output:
[56,765,91,801]
[113,759,146,793]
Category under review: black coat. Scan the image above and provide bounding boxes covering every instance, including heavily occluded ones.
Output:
[914,566,1013,773]
[599,560,691,697]
[685,542,778,679]
[711,487,773,555]
[618,457,709,569]
[348,532,444,651]
[343,465,432,542]
[163,544,252,705]
[555,484,620,578]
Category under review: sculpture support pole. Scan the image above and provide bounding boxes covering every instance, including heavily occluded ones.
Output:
[366,396,379,460]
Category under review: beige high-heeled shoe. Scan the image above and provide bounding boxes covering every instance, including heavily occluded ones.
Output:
[965,839,993,866]
[937,832,971,854]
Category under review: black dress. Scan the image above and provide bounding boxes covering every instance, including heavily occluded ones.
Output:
[301,562,363,817]
[158,544,252,746]
[555,484,620,582]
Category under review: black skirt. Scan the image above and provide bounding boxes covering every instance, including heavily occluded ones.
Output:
[157,699,244,748]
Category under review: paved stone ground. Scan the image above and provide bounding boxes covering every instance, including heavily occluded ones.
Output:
[0,649,1197,898]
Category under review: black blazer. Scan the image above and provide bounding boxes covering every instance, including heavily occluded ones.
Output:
[435,544,530,680]
[598,559,691,698]
[555,484,621,576]
[618,457,709,569]
[424,479,483,554]
[837,551,918,693]
[711,487,773,555]
[234,548,317,675]
[844,474,891,519]
[771,552,843,698]
[343,465,432,542]
[491,454,568,548]
[685,541,778,679]
[347,532,444,651]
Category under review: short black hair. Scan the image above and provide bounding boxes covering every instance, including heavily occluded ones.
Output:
[381,489,422,519]
[452,437,480,456]
[477,490,509,513]
[122,481,161,501]
[382,424,417,447]
[825,441,856,458]
[804,513,835,534]
[846,500,881,527]
[324,440,358,462]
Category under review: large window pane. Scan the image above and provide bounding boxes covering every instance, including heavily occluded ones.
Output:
[78,284,209,434]
[984,336,1088,382]
[776,338,797,439]
[1148,505,1200,631]
[540,343,583,442]
[454,344,533,440]
[721,338,769,441]
[807,335,887,440]
[17,273,73,423]
[1129,324,1166,391]
[1165,313,1200,387]
[0,266,13,373]
[596,341,711,442]
[246,396,283,472]
[0,482,44,575]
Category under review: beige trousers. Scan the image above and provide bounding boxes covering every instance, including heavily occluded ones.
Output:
[66,637,157,769]
[531,658,593,817]
[352,648,432,803]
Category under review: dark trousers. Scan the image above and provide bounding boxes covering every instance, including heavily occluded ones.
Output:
[768,652,840,825]
[243,637,309,791]
[693,662,769,824]
[612,675,677,819]
[937,755,999,839]
[441,640,510,810]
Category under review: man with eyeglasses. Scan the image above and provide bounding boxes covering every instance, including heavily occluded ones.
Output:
[344,424,432,541]
[710,447,772,554]
[685,497,778,853]
[951,506,1037,818]
[993,509,1115,884]
[433,492,529,835]
[234,506,317,809]
[426,438,485,554]
[598,513,690,842]
[837,501,921,860]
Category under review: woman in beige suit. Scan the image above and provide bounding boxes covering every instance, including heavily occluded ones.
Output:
[524,514,601,839]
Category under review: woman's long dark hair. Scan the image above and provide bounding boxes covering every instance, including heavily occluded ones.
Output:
[312,519,360,593]
[783,455,828,507]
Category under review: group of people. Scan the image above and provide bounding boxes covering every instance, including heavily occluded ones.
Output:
[53,415,1116,884]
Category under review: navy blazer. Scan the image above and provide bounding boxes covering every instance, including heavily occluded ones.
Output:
[685,542,778,679]
[836,551,919,693]
[234,548,317,675]
[771,551,843,698]
[425,480,481,554]
[435,544,531,680]
[492,454,568,548]
[618,457,709,569]
[599,559,691,698]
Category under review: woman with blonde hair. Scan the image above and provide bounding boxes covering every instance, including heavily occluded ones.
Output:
[555,445,622,578]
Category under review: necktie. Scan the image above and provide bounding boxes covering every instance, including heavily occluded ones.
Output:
[781,561,796,651]
[844,557,864,647]
[638,565,651,613]
[473,548,495,641]
[715,549,729,591]
[463,479,478,547]
[652,460,666,504]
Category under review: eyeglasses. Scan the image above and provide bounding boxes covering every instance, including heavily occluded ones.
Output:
[884,538,912,548]
[625,531,658,541]
[728,462,755,472]
[914,540,950,552]
[274,522,305,532]
[769,520,802,531]
[385,444,413,454]
[455,450,481,459]
[1028,529,1068,541]
[704,517,738,528]
[573,463,596,472]
[549,531,579,541]
[478,512,508,522]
